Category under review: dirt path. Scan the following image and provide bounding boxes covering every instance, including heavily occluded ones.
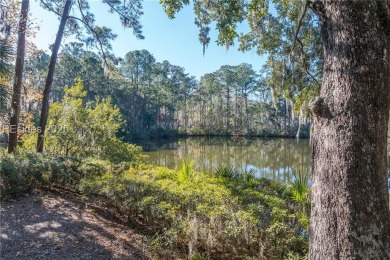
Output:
[0,189,150,260]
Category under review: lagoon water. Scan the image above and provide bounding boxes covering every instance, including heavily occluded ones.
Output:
[138,137,311,182]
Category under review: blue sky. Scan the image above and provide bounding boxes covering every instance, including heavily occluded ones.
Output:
[29,0,266,79]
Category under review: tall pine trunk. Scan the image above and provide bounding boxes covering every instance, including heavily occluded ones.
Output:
[37,0,72,153]
[226,85,230,132]
[244,89,250,135]
[309,1,390,258]
[8,0,29,153]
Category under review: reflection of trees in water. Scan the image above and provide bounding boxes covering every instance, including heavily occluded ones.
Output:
[143,137,311,182]
[135,138,181,151]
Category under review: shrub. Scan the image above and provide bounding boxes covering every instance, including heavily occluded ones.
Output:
[21,79,145,165]
[0,152,111,199]
[0,152,77,198]
[80,166,309,259]
[100,138,145,164]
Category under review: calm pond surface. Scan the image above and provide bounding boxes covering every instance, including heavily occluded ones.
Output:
[137,137,311,182]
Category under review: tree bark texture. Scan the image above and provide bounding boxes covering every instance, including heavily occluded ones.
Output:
[8,0,29,153]
[309,1,390,259]
[37,0,72,153]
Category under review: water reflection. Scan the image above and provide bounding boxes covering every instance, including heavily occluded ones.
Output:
[138,137,311,182]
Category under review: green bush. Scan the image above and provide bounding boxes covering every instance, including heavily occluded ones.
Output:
[0,152,75,198]
[0,152,111,199]
[21,80,145,165]
[80,166,309,259]
[100,138,146,164]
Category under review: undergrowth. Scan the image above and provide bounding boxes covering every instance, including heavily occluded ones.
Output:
[0,152,309,259]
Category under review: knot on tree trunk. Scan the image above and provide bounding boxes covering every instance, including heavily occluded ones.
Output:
[309,96,323,118]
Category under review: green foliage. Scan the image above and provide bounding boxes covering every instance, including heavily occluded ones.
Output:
[80,165,309,259]
[177,159,194,183]
[160,0,190,19]
[215,165,261,186]
[40,0,144,70]
[0,39,13,111]
[0,39,13,76]
[22,79,143,164]
[242,168,257,183]
[214,164,240,179]
[159,0,321,138]
[284,169,311,220]
[0,151,75,198]
[23,44,310,140]
[0,151,113,199]
[100,138,145,164]
[287,171,310,203]
[115,50,196,138]
[0,84,9,112]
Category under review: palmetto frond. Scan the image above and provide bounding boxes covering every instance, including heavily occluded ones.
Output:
[0,39,12,111]
[0,38,13,74]
[0,84,10,111]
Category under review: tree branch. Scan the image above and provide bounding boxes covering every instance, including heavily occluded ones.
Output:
[290,0,309,55]
[287,0,321,86]
[67,15,108,69]
[39,0,61,16]
[102,0,129,22]
[296,38,321,87]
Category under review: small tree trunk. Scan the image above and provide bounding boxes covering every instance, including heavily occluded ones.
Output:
[244,93,250,135]
[184,95,188,132]
[36,0,72,153]
[284,98,288,134]
[295,116,301,140]
[309,122,313,145]
[226,86,230,132]
[234,87,238,132]
[8,0,29,153]
[309,1,390,258]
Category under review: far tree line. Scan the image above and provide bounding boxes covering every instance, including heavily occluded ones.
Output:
[1,44,313,142]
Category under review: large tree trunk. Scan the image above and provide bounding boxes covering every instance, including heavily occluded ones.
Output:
[8,0,29,153]
[36,0,72,153]
[309,1,390,259]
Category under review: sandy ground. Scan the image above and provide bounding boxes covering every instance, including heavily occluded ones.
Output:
[0,189,150,260]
